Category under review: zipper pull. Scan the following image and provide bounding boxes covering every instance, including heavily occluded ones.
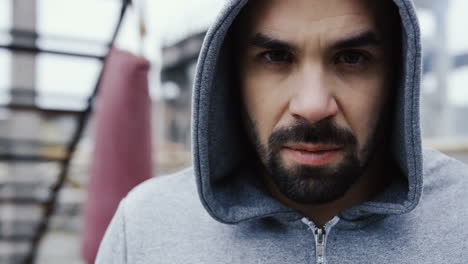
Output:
[315,228,325,264]
[302,217,340,264]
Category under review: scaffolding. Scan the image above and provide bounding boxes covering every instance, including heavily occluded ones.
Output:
[0,1,130,263]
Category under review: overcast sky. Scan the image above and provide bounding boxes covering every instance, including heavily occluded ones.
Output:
[0,0,467,107]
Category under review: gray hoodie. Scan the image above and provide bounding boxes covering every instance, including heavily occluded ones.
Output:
[96,0,468,263]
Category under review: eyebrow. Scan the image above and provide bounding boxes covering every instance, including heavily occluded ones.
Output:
[249,33,296,51]
[248,31,381,52]
[330,31,381,50]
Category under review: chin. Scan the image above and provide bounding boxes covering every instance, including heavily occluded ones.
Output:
[267,151,363,204]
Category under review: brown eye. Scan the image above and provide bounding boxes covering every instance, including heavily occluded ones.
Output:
[335,50,368,66]
[262,50,293,64]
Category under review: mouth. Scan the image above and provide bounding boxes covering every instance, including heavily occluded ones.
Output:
[282,143,343,166]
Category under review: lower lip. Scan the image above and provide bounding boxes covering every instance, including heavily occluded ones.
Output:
[282,147,342,166]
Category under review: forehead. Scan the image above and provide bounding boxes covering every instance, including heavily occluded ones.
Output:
[243,0,380,42]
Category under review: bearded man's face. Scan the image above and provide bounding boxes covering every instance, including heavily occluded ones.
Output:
[237,0,395,204]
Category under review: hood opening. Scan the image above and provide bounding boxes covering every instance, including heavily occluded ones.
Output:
[192,0,422,225]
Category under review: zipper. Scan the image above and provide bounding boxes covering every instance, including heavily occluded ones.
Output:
[302,216,339,264]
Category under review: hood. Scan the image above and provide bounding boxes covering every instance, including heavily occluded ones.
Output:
[192,0,423,227]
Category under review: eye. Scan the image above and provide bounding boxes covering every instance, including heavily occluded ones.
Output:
[334,50,369,66]
[260,50,294,64]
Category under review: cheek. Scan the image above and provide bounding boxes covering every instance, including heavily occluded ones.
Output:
[338,78,387,148]
[241,75,290,145]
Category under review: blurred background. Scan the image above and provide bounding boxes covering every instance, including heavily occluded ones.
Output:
[0,0,466,263]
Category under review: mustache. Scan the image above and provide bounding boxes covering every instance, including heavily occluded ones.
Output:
[268,119,357,149]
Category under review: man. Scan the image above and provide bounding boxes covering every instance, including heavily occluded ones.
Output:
[97,0,468,263]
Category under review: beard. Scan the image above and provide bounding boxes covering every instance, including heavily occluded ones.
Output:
[248,118,374,204]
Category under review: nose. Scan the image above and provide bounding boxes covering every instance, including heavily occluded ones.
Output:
[288,65,338,123]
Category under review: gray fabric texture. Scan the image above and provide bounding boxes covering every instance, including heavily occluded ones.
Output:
[96,0,468,263]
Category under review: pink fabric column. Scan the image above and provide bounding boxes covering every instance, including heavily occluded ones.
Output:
[82,48,153,263]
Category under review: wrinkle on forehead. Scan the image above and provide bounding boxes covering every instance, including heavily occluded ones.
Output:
[250,0,377,23]
[244,0,379,52]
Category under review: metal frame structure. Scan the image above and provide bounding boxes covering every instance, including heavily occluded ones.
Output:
[0,1,130,263]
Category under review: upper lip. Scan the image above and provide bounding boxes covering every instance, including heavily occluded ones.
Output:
[283,143,342,152]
